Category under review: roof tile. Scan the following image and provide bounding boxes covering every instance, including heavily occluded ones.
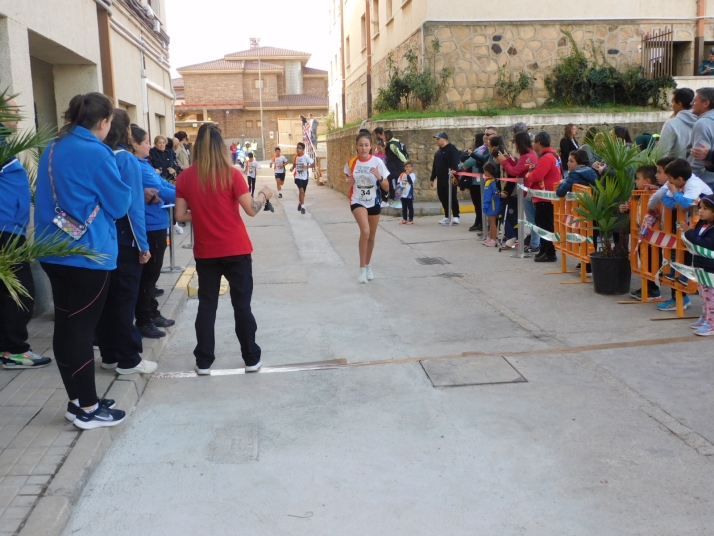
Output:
[244,94,328,108]
[225,46,310,58]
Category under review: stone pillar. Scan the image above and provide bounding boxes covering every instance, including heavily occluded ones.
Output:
[0,17,35,131]
[52,65,100,125]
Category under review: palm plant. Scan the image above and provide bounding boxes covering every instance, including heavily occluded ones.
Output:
[574,128,641,257]
[1,88,105,306]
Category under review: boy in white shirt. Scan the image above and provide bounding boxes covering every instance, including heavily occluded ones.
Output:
[245,152,259,197]
[270,147,288,198]
[290,142,314,215]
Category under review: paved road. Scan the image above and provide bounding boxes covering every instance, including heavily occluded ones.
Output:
[64,170,714,535]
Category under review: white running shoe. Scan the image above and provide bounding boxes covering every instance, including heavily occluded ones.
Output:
[358,268,368,284]
[116,360,158,375]
[438,217,449,225]
[365,265,374,281]
[245,360,262,373]
[100,362,117,370]
[452,217,460,225]
[195,366,210,376]
[173,223,184,235]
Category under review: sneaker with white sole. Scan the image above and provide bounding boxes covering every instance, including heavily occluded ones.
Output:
[74,404,126,430]
[100,362,118,370]
[358,268,368,284]
[2,351,52,369]
[245,361,262,372]
[657,295,691,311]
[452,217,459,225]
[691,316,708,329]
[65,398,116,422]
[173,223,184,235]
[438,217,449,225]
[694,323,714,336]
[195,366,210,376]
[365,265,374,281]
[116,360,158,375]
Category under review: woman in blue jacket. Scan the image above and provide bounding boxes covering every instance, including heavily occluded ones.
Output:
[95,110,158,375]
[130,125,176,339]
[35,93,131,430]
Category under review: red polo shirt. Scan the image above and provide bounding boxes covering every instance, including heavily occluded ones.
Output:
[176,165,253,259]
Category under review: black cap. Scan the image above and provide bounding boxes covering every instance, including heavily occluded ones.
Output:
[433,132,449,140]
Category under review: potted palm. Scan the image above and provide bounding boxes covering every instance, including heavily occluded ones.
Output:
[573,130,641,294]
[1,89,104,307]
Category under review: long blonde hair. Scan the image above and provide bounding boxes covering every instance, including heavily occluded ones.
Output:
[193,124,233,192]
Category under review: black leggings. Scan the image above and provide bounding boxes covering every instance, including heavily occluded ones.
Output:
[0,232,34,354]
[468,184,482,227]
[248,176,256,197]
[41,263,110,407]
[535,202,556,257]
[401,198,414,221]
[136,229,168,326]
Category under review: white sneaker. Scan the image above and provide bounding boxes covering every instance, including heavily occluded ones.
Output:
[358,268,368,284]
[365,265,374,281]
[173,223,184,235]
[195,366,210,376]
[100,362,117,370]
[116,360,158,375]
[245,360,262,373]
[438,217,449,225]
[381,201,390,208]
[452,217,460,225]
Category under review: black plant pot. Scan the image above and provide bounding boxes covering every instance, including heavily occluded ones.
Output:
[589,252,631,295]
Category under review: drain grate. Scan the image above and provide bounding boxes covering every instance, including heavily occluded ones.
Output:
[416,257,450,265]
[420,356,527,388]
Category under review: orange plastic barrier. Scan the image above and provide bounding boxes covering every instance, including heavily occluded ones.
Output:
[629,190,699,318]
[552,183,595,283]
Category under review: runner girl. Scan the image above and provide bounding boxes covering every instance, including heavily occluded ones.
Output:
[290,142,314,214]
[270,146,288,198]
[344,131,390,284]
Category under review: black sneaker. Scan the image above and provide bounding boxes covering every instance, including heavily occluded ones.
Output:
[138,323,166,339]
[151,315,175,328]
[278,192,282,198]
[468,224,482,232]
[534,255,557,263]
[154,288,165,297]
[297,203,301,212]
[65,398,116,422]
[265,200,275,212]
[74,404,126,430]
[301,207,306,214]
[523,245,539,254]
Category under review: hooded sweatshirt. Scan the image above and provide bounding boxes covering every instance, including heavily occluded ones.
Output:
[0,133,31,236]
[526,147,561,203]
[690,109,714,187]
[137,157,176,232]
[659,109,697,159]
[35,126,131,270]
[556,165,599,197]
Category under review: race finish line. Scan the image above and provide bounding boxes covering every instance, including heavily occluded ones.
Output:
[152,335,707,379]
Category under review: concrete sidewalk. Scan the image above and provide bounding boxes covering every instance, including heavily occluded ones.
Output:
[0,226,195,536]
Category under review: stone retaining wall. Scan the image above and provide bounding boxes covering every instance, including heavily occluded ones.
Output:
[326,111,670,202]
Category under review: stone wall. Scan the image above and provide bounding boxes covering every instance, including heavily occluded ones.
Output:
[326,111,671,202]
[243,73,279,102]
[303,77,329,98]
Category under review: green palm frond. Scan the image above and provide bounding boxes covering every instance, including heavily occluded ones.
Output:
[0,231,107,307]
[0,89,21,126]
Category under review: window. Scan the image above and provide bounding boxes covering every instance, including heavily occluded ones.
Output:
[256,120,262,127]
[386,0,392,19]
[372,0,380,34]
[345,37,351,67]
[360,14,366,50]
[254,79,263,89]
[246,120,253,128]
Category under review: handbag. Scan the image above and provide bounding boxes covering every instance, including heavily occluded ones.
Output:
[48,141,101,240]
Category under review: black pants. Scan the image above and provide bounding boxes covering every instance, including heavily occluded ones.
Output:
[194,255,261,369]
[0,232,34,354]
[248,176,256,197]
[437,180,460,217]
[401,198,414,221]
[96,246,144,369]
[136,229,167,326]
[41,263,109,407]
[535,202,556,257]
[468,184,482,227]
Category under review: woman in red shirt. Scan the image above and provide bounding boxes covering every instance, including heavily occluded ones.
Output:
[175,124,273,375]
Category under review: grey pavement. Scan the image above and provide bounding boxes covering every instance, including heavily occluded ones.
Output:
[55,167,714,535]
[0,227,195,536]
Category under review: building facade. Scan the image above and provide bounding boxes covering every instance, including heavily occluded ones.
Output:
[328,0,714,124]
[0,0,175,137]
[174,44,328,155]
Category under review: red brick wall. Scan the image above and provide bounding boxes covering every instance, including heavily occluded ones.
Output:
[303,77,328,98]
[202,108,325,141]
[183,73,244,104]
[243,74,279,102]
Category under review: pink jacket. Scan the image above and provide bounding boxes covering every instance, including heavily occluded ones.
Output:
[501,149,538,178]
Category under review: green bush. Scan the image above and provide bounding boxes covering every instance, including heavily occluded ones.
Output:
[545,31,675,108]
[495,67,535,107]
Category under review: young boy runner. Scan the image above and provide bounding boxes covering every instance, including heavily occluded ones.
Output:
[291,142,314,215]
[245,152,259,197]
[398,161,416,224]
[270,147,288,198]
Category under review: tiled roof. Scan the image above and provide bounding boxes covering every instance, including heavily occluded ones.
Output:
[175,91,185,99]
[303,66,327,75]
[172,77,184,88]
[177,59,283,72]
[226,46,310,58]
[245,94,328,108]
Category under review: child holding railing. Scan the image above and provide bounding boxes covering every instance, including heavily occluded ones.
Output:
[481,163,500,247]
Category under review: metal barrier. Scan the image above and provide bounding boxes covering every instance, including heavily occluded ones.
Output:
[182,222,194,250]
[161,207,186,274]
[628,190,699,318]
[552,184,596,283]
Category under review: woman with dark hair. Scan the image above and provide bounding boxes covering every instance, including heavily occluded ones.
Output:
[95,109,157,376]
[35,92,131,429]
[131,125,176,339]
[496,131,539,249]
[559,124,579,168]
[613,126,633,145]
[174,124,273,375]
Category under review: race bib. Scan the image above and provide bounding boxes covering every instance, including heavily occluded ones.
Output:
[358,187,374,203]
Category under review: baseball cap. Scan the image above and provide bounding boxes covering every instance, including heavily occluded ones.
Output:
[433,132,449,140]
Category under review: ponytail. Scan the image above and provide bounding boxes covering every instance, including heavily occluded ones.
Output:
[59,92,114,138]
[104,109,131,150]
[128,124,147,154]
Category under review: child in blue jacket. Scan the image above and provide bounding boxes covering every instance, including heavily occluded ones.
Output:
[482,163,500,247]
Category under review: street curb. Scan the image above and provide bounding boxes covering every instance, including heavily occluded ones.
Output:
[18,285,189,536]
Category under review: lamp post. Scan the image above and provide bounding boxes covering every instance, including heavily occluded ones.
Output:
[250,37,267,161]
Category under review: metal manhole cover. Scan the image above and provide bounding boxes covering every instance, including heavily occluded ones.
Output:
[416,257,450,265]
[420,356,527,387]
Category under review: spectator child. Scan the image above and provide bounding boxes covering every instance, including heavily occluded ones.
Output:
[681,195,714,335]
[662,158,713,211]
[398,161,416,224]
[245,152,259,197]
[481,163,501,247]
[556,149,598,197]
